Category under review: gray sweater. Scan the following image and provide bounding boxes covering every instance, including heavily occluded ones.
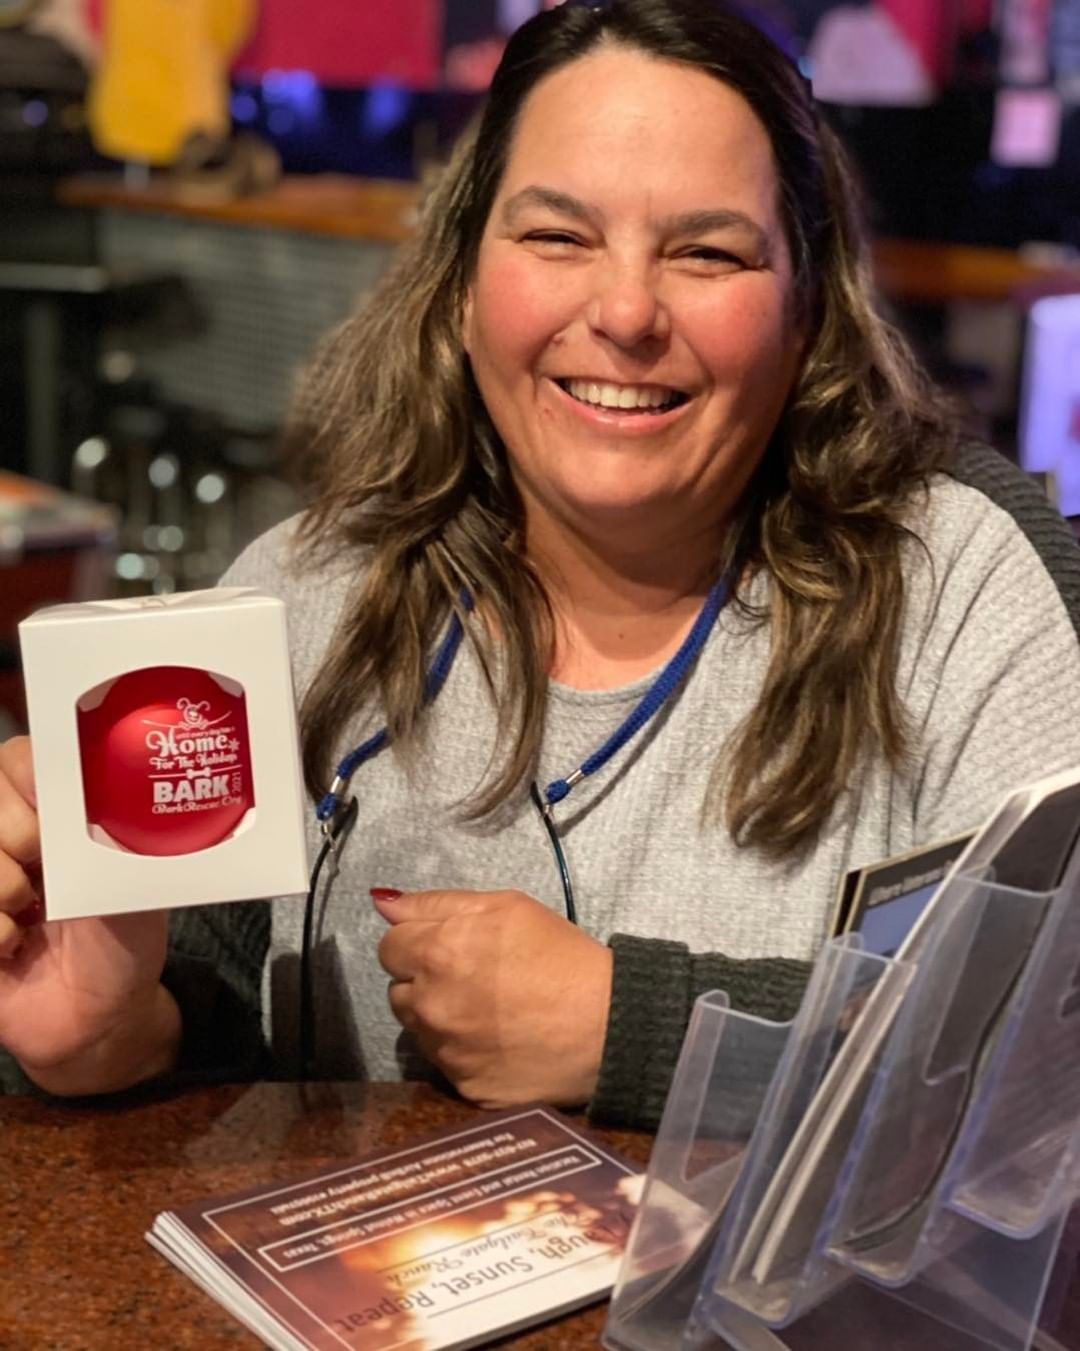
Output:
[5,447,1080,1127]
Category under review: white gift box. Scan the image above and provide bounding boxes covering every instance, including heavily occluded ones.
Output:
[18,587,309,920]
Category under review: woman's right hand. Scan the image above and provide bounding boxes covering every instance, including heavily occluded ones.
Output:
[0,736,179,1095]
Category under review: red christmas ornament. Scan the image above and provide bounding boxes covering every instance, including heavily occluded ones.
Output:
[77,666,255,857]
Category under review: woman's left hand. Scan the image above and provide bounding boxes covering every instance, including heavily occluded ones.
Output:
[373,888,613,1108]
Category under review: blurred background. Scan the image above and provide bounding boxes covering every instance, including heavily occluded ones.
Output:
[2,0,1080,735]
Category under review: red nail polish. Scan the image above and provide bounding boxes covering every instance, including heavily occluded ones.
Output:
[370,887,403,902]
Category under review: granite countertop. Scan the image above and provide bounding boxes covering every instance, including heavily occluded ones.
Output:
[0,1081,652,1350]
[5,1080,1080,1350]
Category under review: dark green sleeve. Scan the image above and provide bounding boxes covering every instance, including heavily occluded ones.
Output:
[0,1046,36,1094]
[589,933,811,1131]
[161,899,274,1083]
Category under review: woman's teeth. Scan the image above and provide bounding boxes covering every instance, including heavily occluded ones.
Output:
[560,379,685,412]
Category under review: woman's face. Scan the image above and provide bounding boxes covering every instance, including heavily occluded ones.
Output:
[464,46,805,556]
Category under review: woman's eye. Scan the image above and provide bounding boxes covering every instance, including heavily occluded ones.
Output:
[677,246,744,266]
[523,231,583,248]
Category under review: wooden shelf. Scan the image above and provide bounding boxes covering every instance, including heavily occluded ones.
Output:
[57,173,421,244]
[871,238,1080,306]
[57,174,1080,305]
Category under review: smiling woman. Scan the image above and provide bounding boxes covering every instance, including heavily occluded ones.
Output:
[2,0,1080,1131]
[462,49,803,677]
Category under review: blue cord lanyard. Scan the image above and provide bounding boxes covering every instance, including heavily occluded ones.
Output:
[315,572,734,833]
[315,593,474,829]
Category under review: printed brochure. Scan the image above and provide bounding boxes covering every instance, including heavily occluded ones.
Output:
[148,1105,642,1350]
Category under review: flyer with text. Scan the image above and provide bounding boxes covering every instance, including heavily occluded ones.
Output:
[149,1106,642,1350]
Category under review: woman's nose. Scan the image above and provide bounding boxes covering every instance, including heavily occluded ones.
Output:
[586,261,670,350]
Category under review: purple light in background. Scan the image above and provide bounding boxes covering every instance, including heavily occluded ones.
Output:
[268,108,296,136]
[231,91,259,124]
[23,99,48,128]
[362,83,411,138]
[261,69,325,124]
[499,0,542,30]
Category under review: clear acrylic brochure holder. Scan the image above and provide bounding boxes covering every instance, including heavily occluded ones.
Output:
[604,858,1080,1351]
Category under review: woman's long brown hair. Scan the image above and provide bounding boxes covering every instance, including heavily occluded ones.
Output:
[288,0,958,858]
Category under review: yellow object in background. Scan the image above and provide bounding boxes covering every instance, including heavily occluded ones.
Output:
[88,0,256,166]
[206,0,254,61]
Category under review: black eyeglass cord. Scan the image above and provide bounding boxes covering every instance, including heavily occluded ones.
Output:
[530,782,577,925]
[297,786,575,1081]
[299,795,358,1081]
